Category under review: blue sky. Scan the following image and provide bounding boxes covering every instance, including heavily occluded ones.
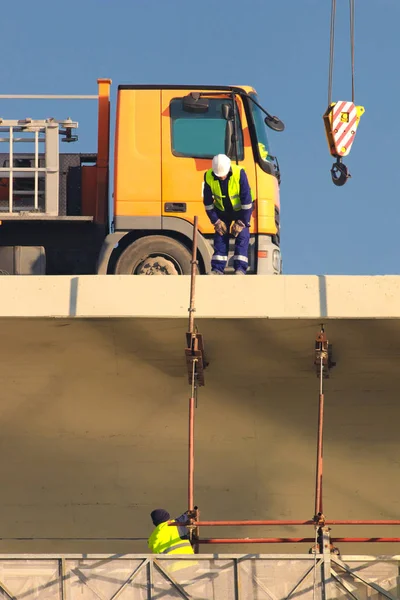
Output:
[2,0,399,274]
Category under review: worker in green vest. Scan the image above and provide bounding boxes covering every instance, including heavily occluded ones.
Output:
[203,154,254,274]
[148,509,194,555]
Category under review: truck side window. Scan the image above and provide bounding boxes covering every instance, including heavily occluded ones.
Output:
[170,97,244,160]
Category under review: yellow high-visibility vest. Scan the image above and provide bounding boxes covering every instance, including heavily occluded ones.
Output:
[205,164,244,212]
[148,521,194,555]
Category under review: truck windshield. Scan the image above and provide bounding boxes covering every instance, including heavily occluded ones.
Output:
[249,93,272,164]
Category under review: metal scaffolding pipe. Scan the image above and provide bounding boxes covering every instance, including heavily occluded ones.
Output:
[188,395,195,511]
[200,538,316,544]
[200,537,400,545]
[190,519,400,527]
[187,216,199,513]
[327,520,400,526]
[188,216,198,335]
[192,520,315,526]
[181,323,400,550]
[331,537,400,543]
[315,349,324,516]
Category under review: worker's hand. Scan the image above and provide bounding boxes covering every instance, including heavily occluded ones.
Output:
[230,220,246,237]
[214,219,227,236]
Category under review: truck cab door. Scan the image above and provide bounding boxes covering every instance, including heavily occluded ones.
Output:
[160,89,257,236]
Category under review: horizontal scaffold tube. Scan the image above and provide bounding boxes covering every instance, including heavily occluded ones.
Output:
[200,537,400,544]
[200,538,316,544]
[184,519,400,527]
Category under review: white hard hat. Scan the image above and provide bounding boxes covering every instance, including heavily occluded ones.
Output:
[212,154,231,177]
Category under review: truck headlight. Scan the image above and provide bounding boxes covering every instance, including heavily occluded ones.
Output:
[272,249,281,272]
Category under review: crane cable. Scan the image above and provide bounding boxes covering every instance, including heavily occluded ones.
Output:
[328,0,355,106]
[324,0,363,186]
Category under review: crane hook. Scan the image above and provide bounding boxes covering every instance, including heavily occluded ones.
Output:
[324,0,364,186]
[331,157,351,187]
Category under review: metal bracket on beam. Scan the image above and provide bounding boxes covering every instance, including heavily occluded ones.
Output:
[314,326,335,378]
[187,506,200,553]
[185,331,207,387]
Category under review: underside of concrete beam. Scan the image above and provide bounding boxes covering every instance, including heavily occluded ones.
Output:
[0,316,398,556]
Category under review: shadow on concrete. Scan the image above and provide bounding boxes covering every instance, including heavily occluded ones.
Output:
[69,277,79,317]
[318,275,328,318]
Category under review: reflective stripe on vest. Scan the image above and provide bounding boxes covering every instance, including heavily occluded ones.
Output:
[162,540,193,554]
[205,164,243,212]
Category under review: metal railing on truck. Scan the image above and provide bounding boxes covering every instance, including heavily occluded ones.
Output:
[0,119,79,216]
[0,80,110,223]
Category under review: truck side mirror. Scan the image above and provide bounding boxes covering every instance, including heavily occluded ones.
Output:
[264,115,285,132]
[182,93,209,113]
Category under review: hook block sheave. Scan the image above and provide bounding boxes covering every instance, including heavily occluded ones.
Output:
[323,101,364,158]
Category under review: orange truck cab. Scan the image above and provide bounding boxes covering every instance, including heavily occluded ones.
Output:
[101,84,283,275]
[0,80,283,276]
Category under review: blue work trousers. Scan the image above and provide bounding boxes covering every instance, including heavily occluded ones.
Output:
[211,219,250,274]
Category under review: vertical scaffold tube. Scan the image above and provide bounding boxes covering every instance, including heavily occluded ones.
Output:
[188,392,195,511]
[315,356,324,516]
[188,216,198,335]
[188,217,199,550]
[188,217,198,511]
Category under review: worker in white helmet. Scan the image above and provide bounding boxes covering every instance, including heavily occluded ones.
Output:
[203,154,254,274]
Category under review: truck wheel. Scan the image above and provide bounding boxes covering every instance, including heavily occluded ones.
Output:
[114,236,193,275]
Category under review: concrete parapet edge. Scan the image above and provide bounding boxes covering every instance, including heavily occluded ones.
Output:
[0,274,399,318]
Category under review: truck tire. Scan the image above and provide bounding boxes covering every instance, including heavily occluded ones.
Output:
[114,236,193,275]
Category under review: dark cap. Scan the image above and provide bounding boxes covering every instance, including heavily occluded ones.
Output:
[151,509,171,526]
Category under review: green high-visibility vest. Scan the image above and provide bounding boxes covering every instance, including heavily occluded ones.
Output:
[205,164,249,212]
